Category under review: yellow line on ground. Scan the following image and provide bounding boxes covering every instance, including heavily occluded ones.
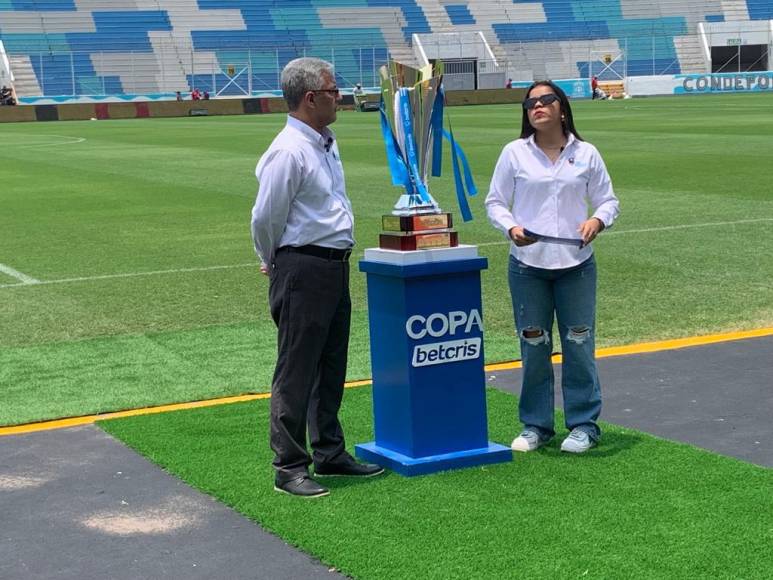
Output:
[0,393,267,437]
[1,328,770,437]
[0,381,374,437]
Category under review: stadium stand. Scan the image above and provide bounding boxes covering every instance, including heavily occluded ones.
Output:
[0,0,771,98]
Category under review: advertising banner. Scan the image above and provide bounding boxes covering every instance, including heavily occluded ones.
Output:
[627,72,773,96]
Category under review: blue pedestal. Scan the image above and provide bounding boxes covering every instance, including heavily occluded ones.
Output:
[355,247,512,476]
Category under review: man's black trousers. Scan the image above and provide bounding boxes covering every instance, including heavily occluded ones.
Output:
[268,249,351,484]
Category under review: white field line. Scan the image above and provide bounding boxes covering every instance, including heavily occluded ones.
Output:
[0,263,257,289]
[9,135,87,149]
[478,217,773,247]
[0,217,771,290]
[0,263,40,284]
[18,137,86,148]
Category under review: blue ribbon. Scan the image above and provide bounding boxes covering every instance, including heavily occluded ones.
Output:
[379,97,413,194]
[443,124,474,222]
[430,86,445,177]
[398,88,431,203]
[442,127,477,199]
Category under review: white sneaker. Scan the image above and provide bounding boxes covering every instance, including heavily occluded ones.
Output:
[511,430,543,452]
[560,429,596,453]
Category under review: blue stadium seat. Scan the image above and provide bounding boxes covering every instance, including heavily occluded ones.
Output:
[0,0,771,98]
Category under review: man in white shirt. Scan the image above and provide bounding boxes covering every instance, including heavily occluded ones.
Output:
[251,57,383,498]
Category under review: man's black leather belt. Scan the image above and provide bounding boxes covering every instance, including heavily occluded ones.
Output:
[279,245,352,261]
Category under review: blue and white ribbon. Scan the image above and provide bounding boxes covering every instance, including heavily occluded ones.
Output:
[398,88,431,204]
[379,97,412,194]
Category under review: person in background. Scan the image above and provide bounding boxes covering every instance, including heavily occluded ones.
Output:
[591,76,607,100]
[203,90,210,100]
[251,57,384,498]
[352,82,364,111]
[1,85,16,106]
[191,88,201,100]
[485,80,620,454]
[175,91,183,101]
[505,78,513,89]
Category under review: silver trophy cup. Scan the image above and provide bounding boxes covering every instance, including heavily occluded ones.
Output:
[380,61,444,216]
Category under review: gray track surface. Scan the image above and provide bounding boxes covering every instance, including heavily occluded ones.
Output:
[1,336,769,579]
[0,425,342,580]
[487,335,773,467]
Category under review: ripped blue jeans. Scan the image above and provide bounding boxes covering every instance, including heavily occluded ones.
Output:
[508,254,602,442]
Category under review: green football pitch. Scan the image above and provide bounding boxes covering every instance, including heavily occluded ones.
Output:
[2,94,772,426]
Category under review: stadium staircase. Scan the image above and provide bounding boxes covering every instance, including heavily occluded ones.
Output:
[7,54,41,96]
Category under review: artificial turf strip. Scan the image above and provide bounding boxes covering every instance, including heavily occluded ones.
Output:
[101,387,773,579]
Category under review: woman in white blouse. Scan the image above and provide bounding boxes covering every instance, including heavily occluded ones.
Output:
[485,80,620,454]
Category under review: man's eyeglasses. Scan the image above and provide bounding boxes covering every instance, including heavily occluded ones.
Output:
[313,88,340,95]
[522,93,559,110]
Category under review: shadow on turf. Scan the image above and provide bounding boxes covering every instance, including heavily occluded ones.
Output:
[313,431,644,491]
[312,473,389,491]
[531,429,643,459]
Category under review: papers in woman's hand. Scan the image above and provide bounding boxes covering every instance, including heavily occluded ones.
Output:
[523,228,586,248]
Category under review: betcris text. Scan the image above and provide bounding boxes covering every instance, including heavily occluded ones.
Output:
[406,310,482,368]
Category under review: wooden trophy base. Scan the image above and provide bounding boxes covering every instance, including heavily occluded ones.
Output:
[379,229,459,251]
[382,212,453,232]
[380,212,458,251]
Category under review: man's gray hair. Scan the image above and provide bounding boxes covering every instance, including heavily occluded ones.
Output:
[281,57,334,111]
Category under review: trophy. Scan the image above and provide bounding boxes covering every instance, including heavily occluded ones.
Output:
[378,61,459,251]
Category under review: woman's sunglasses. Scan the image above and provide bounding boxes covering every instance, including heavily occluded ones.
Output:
[522,93,559,110]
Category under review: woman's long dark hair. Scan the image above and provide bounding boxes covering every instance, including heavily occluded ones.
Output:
[519,80,583,141]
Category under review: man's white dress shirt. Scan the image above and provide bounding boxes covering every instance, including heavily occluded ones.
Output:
[251,116,354,267]
[485,133,620,270]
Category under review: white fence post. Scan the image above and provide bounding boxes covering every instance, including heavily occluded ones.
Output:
[70,52,75,95]
[275,48,280,90]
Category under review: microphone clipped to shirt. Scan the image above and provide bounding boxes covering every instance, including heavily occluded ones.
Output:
[324,137,334,152]
[561,145,576,164]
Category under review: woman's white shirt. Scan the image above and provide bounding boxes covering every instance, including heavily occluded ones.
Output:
[485,133,620,270]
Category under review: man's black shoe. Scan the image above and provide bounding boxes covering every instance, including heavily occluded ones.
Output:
[273,475,329,498]
[315,459,385,478]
